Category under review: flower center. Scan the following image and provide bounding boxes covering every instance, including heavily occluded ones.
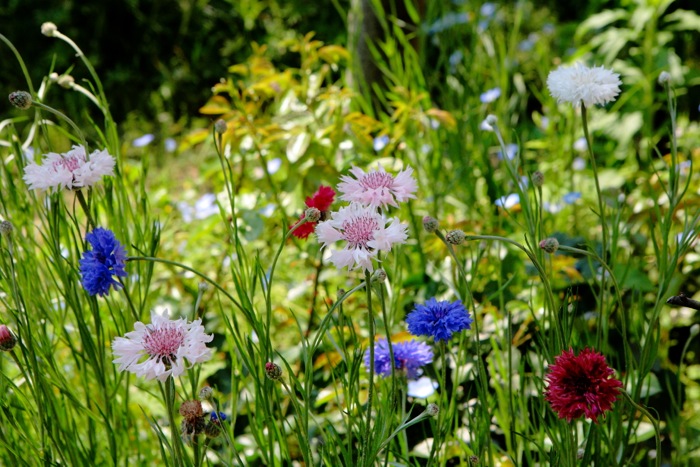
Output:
[143,326,186,365]
[53,155,83,173]
[342,215,379,248]
[360,172,393,190]
[568,374,593,395]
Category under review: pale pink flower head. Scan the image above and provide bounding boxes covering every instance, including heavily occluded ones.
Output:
[112,309,213,382]
[23,145,115,191]
[316,203,408,272]
[337,165,417,209]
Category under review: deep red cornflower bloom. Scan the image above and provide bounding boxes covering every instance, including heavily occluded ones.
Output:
[544,347,623,423]
[291,185,336,239]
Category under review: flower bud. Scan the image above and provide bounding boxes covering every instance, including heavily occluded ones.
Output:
[690,324,700,337]
[198,386,214,400]
[9,91,32,110]
[265,362,283,381]
[214,119,228,135]
[0,325,17,351]
[539,237,559,253]
[41,22,58,37]
[304,207,321,223]
[57,74,75,89]
[426,403,439,417]
[198,281,210,292]
[469,455,480,465]
[658,71,671,85]
[445,229,466,245]
[0,220,13,237]
[531,171,544,187]
[422,216,439,233]
[337,288,346,300]
[485,114,498,126]
[371,269,387,283]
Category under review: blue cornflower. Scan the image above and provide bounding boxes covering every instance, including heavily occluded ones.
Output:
[210,412,227,422]
[406,298,473,342]
[364,339,433,380]
[79,227,128,296]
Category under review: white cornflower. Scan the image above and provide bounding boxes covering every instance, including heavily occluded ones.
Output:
[23,145,115,191]
[547,63,621,108]
[316,203,408,273]
[337,165,417,209]
[112,309,213,382]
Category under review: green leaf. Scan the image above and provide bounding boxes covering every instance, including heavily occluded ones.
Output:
[664,9,700,31]
[576,9,628,41]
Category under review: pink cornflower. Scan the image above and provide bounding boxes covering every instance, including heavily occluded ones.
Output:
[316,203,408,272]
[23,145,115,191]
[290,185,336,239]
[337,165,417,209]
[544,347,623,423]
[112,309,213,382]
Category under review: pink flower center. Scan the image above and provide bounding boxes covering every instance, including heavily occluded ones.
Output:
[52,155,83,173]
[360,171,393,190]
[143,326,186,364]
[342,215,379,248]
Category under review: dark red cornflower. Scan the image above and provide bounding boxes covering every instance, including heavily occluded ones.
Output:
[544,347,623,423]
[290,185,336,239]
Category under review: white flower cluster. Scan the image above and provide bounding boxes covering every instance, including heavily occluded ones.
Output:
[23,145,115,191]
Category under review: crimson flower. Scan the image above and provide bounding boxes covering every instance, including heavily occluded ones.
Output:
[544,348,623,423]
[290,186,335,239]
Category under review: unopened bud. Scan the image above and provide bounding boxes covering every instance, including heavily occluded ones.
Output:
[423,216,438,233]
[214,119,228,135]
[469,455,480,465]
[57,74,75,89]
[485,114,498,126]
[690,324,700,337]
[198,281,210,292]
[49,72,59,82]
[198,386,214,400]
[658,71,671,85]
[371,269,387,283]
[539,237,559,253]
[445,229,466,245]
[304,207,321,223]
[531,171,544,187]
[337,288,346,300]
[9,91,32,110]
[426,403,439,417]
[0,220,13,236]
[41,22,58,37]
[0,325,17,351]
[265,362,283,381]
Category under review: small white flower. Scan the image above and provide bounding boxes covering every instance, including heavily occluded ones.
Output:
[547,63,621,108]
[112,309,213,382]
[23,145,115,191]
[316,203,408,272]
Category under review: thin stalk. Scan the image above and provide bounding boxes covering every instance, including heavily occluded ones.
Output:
[361,269,376,467]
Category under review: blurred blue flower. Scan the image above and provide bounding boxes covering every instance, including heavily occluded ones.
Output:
[563,192,581,204]
[406,297,473,342]
[573,137,588,152]
[210,412,227,422]
[178,193,219,223]
[572,157,586,171]
[267,158,282,174]
[79,227,128,296]
[364,339,433,379]
[426,12,470,35]
[518,33,539,52]
[497,143,518,161]
[164,138,177,153]
[448,50,464,71]
[495,193,520,209]
[480,2,496,17]
[480,87,501,103]
[132,134,154,148]
[373,135,390,152]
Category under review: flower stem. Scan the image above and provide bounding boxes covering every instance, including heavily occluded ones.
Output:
[361,269,376,467]
[620,391,661,467]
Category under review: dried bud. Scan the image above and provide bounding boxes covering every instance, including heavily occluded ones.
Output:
[180,416,206,437]
[9,91,32,110]
[426,403,439,417]
[41,22,58,37]
[57,74,75,89]
[539,237,559,254]
[469,455,480,465]
[204,412,227,438]
[371,269,387,283]
[179,400,204,421]
[0,325,17,351]
[198,386,214,400]
[658,71,671,85]
[445,229,466,245]
[531,171,544,187]
[304,207,321,223]
[265,362,283,381]
[422,216,439,233]
[0,220,13,237]
[214,119,228,135]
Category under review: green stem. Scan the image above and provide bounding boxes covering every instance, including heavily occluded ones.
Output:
[31,101,89,155]
[361,270,376,467]
[164,378,183,467]
[620,391,661,467]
